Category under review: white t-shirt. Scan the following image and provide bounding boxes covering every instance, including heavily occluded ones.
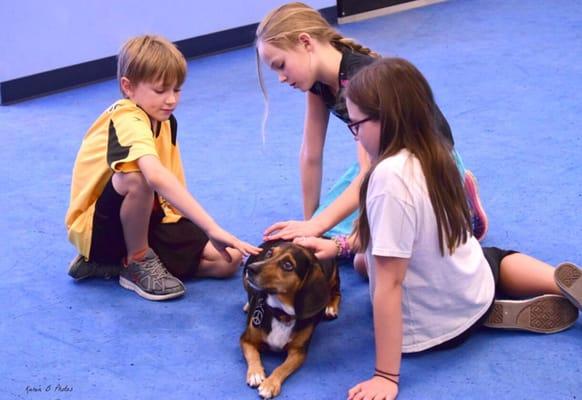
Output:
[365,149,495,353]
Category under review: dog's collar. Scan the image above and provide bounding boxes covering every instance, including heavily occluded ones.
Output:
[269,305,295,324]
[251,294,296,327]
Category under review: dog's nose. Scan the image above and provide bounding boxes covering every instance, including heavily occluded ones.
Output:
[245,261,262,274]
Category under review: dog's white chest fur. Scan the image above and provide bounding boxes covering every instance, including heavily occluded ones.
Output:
[266,319,295,351]
[265,294,296,351]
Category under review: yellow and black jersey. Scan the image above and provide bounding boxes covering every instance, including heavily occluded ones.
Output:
[65,99,186,258]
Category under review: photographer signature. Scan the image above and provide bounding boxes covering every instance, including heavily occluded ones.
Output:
[25,384,73,395]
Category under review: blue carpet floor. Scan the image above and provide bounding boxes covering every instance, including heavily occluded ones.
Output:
[1,0,581,399]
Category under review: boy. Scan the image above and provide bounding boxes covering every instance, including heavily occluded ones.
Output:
[65,35,260,301]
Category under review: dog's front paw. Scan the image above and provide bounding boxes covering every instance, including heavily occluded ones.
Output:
[246,367,266,387]
[258,376,282,399]
[324,304,339,319]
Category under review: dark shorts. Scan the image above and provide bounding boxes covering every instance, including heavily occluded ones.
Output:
[89,178,209,279]
[430,246,517,351]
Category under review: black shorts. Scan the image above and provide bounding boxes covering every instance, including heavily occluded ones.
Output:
[89,178,209,279]
[430,246,517,351]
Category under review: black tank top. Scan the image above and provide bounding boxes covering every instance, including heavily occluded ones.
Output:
[309,48,454,145]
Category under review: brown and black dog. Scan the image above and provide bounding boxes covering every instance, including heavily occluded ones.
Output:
[240,240,341,398]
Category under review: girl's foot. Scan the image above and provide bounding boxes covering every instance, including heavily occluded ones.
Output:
[464,170,489,241]
[483,294,578,334]
[555,262,582,310]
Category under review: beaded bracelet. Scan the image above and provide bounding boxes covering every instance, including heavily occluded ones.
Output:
[332,235,351,258]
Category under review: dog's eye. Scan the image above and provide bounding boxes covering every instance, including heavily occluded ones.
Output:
[265,249,274,258]
[281,261,294,271]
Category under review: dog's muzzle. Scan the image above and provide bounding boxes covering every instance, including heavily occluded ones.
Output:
[244,264,264,292]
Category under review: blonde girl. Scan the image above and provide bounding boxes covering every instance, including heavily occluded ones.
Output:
[256,2,489,275]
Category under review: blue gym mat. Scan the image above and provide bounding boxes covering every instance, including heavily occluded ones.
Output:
[1,1,580,399]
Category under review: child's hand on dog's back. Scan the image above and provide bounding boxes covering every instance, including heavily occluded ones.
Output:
[293,236,336,260]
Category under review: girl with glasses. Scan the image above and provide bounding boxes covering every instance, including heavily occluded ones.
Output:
[256,3,488,277]
[295,57,582,400]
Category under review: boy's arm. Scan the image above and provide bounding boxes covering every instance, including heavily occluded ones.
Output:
[137,155,260,256]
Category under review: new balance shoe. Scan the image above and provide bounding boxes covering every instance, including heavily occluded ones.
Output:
[464,170,489,241]
[555,262,582,310]
[68,254,121,280]
[119,248,185,301]
[483,294,578,334]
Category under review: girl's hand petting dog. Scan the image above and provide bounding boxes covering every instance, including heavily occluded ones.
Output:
[293,236,337,261]
[263,219,325,241]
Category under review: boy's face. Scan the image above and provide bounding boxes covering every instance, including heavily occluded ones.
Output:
[121,78,181,122]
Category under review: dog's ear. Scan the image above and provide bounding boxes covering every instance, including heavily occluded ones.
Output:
[294,250,331,320]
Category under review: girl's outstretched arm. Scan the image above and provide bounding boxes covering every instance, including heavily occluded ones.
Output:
[309,142,369,232]
[264,92,330,240]
[264,131,370,240]
[348,255,407,400]
[301,91,330,220]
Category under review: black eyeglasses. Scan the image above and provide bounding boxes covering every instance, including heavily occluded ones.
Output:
[347,116,374,137]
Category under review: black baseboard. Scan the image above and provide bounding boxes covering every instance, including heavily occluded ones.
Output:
[1,6,337,105]
[338,0,413,17]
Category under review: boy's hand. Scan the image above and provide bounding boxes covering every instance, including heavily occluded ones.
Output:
[208,227,262,260]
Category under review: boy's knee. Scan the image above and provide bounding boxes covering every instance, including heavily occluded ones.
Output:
[112,172,152,197]
[198,246,242,278]
[217,250,242,278]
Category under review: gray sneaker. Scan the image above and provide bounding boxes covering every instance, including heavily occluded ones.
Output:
[68,255,122,280]
[119,249,185,301]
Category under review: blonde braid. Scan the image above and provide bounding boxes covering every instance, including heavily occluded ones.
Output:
[330,34,380,58]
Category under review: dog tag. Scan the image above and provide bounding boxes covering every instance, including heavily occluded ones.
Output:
[252,297,265,327]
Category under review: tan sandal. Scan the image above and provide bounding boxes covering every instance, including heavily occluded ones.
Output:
[484,294,578,334]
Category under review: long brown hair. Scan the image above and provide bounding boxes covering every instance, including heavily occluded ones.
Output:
[347,58,472,255]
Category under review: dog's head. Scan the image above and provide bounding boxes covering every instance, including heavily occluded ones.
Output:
[243,240,331,320]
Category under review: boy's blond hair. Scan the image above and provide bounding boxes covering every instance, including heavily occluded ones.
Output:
[117,35,187,95]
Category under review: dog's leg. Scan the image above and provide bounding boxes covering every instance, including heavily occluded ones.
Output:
[325,267,341,319]
[325,293,341,319]
[258,346,306,399]
[241,338,266,388]
[258,325,314,399]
